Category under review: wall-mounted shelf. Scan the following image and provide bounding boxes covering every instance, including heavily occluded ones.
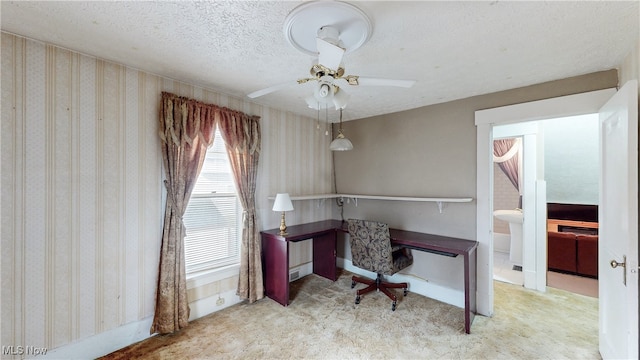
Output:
[267,193,473,213]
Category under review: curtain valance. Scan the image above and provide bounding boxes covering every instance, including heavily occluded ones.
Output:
[158,91,260,148]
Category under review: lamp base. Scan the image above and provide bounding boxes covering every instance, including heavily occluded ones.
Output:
[279,212,288,236]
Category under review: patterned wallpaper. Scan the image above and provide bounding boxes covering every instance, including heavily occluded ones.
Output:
[1,32,333,351]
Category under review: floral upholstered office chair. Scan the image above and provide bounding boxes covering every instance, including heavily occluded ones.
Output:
[347,219,413,311]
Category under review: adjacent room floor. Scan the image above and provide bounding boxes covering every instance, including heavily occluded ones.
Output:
[493,250,598,298]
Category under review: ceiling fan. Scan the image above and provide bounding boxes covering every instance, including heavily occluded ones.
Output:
[246,1,416,110]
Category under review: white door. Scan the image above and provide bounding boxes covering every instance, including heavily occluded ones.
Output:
[599,80,638,360]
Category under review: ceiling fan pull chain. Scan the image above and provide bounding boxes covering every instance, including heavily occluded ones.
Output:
[325,106,329,136]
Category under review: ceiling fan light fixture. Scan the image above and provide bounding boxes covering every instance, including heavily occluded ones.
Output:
[248,0,415,111]
[332,87,350,110]
[306,95,331,110]
[318,83,331,98]
[306,95,319,108]
[314,75,335,104]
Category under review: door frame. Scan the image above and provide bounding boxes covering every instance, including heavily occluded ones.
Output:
[474,88,616,316]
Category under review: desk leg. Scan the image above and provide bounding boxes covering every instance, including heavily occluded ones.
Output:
[312,231,337,281]
[262,235,289,306]
[463,249,478,334]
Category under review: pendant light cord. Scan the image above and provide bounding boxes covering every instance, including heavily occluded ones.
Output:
[331,110,345,221]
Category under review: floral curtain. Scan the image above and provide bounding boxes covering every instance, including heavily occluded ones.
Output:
[493,138,522,208]
[218,111,263,303]
[150,92,216,334]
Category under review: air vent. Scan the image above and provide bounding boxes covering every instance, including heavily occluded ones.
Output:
[289,270,300,281]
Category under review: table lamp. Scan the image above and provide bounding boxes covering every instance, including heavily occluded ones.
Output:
[272,193,294,235]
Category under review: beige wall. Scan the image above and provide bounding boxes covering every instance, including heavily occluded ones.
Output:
[1,33,333,353]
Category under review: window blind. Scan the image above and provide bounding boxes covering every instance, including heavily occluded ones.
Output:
[183,130,240,274]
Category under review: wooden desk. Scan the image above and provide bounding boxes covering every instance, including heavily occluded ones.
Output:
[261,220,342,307]
[260,219,478,334]
[389,228,478,334]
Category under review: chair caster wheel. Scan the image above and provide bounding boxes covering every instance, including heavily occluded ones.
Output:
[351,280,356,289]
[392,301,397,311]
[355,295,361,305]
[403,288,408,296]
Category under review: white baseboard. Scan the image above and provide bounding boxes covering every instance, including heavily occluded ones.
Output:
[338,258,464,309]
[188,288,244,321]
[42,316,154,359]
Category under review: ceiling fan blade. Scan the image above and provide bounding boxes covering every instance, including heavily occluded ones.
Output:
[316,37,345,71]
[339,76,416,88]
[247,80,299,98]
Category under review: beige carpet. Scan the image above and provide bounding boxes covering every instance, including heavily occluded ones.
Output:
[101,270,599,359]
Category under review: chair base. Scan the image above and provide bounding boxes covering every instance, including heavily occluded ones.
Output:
[351,273,408,311]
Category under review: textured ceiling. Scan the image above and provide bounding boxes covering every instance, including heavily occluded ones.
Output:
[2,1,638,121]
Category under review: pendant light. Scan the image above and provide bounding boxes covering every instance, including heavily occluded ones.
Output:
[330,108,353,151]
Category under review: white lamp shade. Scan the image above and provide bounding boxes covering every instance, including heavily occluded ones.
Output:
[306,81,350,110]
[332,88,350,110]
[306,96,331,110]
[330,137,353,151]
[272,193,294,212]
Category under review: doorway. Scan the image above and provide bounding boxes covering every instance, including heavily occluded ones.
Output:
[492,130,525,287]
[477,82,638,359]
[491,115,600,299]
[474,88,616,317]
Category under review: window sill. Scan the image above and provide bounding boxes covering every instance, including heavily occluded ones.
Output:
[186,264,240,290]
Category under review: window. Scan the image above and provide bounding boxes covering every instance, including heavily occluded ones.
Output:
[183,129,241,274]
